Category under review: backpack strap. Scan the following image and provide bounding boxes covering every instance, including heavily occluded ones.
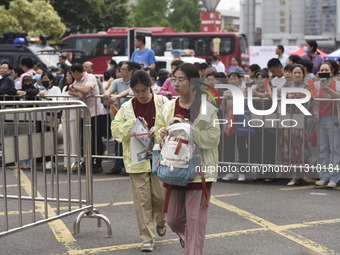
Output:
[163,185,172,213]
[197,167,209,207]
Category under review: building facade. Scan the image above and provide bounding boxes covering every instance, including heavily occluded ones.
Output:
[240,0,340,51]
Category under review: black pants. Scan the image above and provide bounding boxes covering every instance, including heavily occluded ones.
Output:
[91,115,104,166]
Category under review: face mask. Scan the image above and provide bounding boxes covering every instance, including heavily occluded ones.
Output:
[42,81,50,88]
[52,73,57,77]
[304,46,309,53]
[35,74,41,83]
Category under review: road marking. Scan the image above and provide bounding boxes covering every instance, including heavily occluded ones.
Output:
[210,197,337,255]
[67,215,340,254]
[280,186,316,191]
[67,228,268,254]
[213,192,245,198]
[12,168,78,251]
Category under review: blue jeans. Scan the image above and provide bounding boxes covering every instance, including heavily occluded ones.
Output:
[318,115,340,183]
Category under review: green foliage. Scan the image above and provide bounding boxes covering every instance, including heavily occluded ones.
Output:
[168,0,202,32]
[50,0,130,33]
[132,0,169,27]
[0,0,66,41]
[130,0,202,32]
[224,26,237,32]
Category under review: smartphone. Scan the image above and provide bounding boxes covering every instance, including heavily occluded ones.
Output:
[319,72,330,79]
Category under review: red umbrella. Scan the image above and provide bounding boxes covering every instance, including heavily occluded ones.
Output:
[290,46,328,59]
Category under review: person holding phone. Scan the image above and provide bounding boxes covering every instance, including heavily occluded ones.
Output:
[314,63,340,188]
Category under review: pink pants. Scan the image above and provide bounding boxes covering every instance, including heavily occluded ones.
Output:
[164,188,211,255]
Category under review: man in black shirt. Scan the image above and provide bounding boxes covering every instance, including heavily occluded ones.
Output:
[0,62,17,100]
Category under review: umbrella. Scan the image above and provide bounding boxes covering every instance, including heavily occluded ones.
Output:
[290,46,328,59]
[325,48,340,61]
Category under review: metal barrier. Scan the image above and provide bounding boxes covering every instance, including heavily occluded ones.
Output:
[2,93,338,180]
[217,96,340,179]
[0,100,112,237]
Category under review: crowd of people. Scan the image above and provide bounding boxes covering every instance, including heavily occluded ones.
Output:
[1,36,340,254]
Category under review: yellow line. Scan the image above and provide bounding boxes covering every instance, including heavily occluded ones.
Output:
[13,168,78,250]
[69,215,340,254]
[67,228,267,254]
[280,186,316,191]
[281,218,340,230]
[210,197,336,255]
[212,192,245,198]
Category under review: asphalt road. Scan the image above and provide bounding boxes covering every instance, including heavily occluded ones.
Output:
[0,161,339,255]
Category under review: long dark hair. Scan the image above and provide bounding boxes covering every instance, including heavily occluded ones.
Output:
[130,70,153,94]
[173,63,201,121]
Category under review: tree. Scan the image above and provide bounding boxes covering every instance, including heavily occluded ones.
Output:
[50,0,130,34]
[0,0,65,41]
[131,0,169,27]
[168,0,202,32]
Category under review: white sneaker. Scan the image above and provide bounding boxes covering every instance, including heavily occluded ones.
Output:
[238,174,246,182]
[141,241,154,252]
[315,180,327,186]
[45,161,52,169]
[327,181,337,188]
[222,173,236,181]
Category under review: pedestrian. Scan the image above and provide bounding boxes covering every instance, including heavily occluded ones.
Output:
[60,70,78,171]
[130,35,157,69]
[267,58,286,90]
[13,66,24,90]
[155,63,220,255]
[0,62,17,100]
[69,63,103,173]
[301,40,324,75]
[277,65,311,185]
[227,56,244,77]
[19,57,35,89]
[111,70,168,252]
[314,62,340,187]
[276,45,289,67]
[211,55,226,72]
[103,61,135,175]
[159,59,184,99]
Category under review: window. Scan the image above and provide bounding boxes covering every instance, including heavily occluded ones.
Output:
[288,39,296,45]
[152,37,167,56]
[75,38,102,57]
[220,36,235,55]
[103,37,125,56]
[192,38,208,56]
[0,56,13,65]
[171,37,190,50]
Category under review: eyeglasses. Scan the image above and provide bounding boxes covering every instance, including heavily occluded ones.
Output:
[171,77,187,84]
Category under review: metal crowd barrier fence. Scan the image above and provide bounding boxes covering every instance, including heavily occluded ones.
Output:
[2,94,338,180]
[0,100,112,237]
[217,96,340,179]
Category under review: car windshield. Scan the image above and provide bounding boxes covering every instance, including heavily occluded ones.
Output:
[28,44,71,68]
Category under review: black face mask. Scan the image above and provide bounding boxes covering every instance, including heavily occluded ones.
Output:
[42,81,50,88]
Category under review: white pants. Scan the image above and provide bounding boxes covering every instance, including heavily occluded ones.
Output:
[61,119,79,168]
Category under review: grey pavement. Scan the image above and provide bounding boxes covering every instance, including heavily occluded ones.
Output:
[0,161,339,255]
